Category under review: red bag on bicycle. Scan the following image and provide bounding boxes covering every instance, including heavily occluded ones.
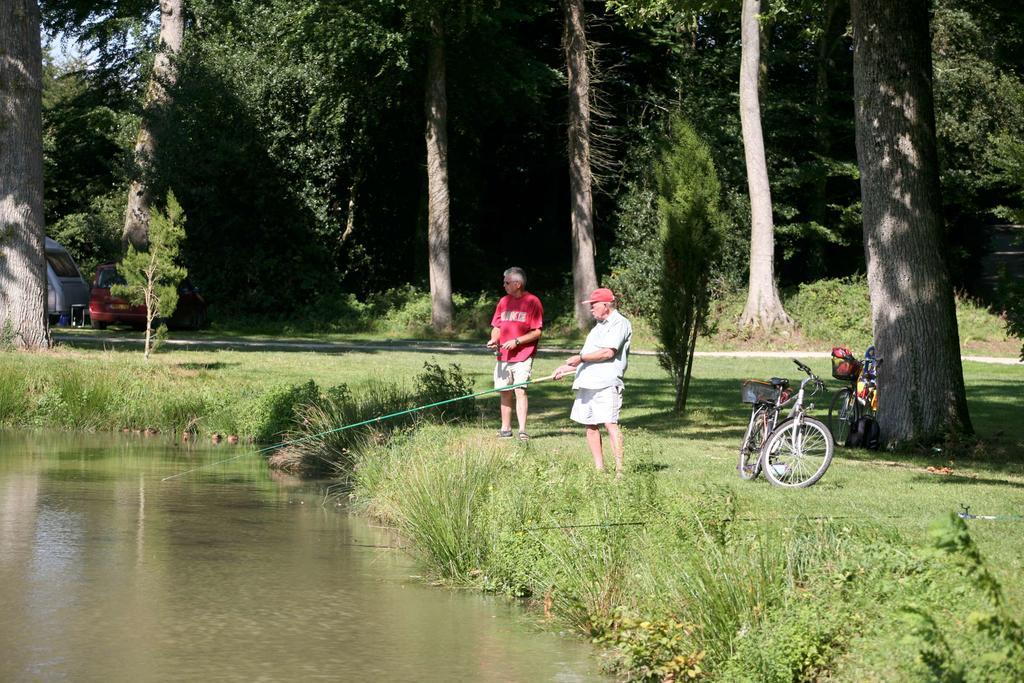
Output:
[831,346,861,381]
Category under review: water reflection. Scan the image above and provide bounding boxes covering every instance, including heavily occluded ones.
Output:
[0,432,605,682]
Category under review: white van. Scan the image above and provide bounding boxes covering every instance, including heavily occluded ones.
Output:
[45,237,90,325]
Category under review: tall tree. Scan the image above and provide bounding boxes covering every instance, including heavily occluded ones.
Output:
[0,0,51,349]
[424,11,453,332]
[656,116,724,411]
[737,0,789,329]
[606,0,790,327]
[851,0,972,445]
[563,0,598,329]
[123,0,184,250]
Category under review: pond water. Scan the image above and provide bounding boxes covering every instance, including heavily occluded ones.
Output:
[0,433,606,682]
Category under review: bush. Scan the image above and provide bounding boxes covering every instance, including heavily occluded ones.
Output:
[269,379,414,476]
[785,275,874,350]
[595,612,705,682]
[239,379,321,444]
[414,361,477,421]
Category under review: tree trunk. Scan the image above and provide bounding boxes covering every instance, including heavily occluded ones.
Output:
[424,15,453,332]
[738,0,790,330]
[0,0,50,350]
[851,0,972,445]
[123,0,185,251]
[563,0,598,329]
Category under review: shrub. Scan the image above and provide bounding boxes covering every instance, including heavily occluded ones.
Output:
[239,379,321,444]
[414,361,477,421]
[898,514,1024,682]
[718,594,851,682]
[785,275,874,350]
[595,612,705,682]
[269,379,414,476]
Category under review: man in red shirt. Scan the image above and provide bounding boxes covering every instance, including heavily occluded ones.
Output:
[486,267,543,440]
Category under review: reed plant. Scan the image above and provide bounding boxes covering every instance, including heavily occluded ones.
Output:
[369,427,504,581]
[0,359,28,425]
[269,380,415,475]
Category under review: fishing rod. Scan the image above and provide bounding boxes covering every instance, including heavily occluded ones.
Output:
[957,504,1024,522]
[161,371,564,482]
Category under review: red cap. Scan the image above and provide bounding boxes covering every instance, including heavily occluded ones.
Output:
[582,288,615,304]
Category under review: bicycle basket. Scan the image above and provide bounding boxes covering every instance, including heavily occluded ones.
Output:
[741,379,779,404]
[831,355,862,381]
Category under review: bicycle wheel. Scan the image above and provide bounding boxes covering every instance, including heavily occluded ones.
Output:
[762,417,834,488]
[738,404,772,480]
[827,388,860,446]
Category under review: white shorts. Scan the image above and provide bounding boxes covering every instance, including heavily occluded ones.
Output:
[570,385,623,425]
[494,358,534,390]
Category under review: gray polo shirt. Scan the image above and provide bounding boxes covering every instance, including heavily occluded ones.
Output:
[572,309,632,390]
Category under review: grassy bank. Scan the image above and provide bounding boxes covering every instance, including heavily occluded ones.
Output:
[3,345,1022,679]
[340,355,1024,680]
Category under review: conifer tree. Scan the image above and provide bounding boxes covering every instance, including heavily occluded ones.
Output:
[655,116,724,411]
[112,192,187,359]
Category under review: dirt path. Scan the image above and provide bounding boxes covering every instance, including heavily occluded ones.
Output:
[51,333,1023,365]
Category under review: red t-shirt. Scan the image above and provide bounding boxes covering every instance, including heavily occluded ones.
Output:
[491,292,543,362]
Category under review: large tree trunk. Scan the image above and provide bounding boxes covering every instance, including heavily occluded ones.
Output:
[123,0,185,251]
[424,15,453,332]
[738,0,790,330]
[563,0,598,329]
[0,0,50,350]
[851,0,972,445]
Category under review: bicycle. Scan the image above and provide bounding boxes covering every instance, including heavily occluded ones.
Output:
[738,359,835,488]
[827,346,880,445]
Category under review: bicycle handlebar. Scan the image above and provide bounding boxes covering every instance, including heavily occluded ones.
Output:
[792,359,825,394]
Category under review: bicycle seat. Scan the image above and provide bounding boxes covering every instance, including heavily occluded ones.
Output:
[770,377,789,387]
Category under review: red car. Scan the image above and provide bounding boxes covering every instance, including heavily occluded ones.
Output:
[89,263,209,330]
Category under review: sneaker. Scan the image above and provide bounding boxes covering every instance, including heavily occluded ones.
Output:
[518,431,530,441]
[497,430,513,439]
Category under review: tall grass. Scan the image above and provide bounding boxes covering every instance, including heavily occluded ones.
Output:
[355,427,504,580]
[269,380,414,475]
[348,424,999,680]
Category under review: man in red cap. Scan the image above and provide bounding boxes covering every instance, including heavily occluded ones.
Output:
[553,287,632,475]
[486,267,544,440]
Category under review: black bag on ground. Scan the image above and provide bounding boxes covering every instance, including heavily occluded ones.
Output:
[846,416,880,450]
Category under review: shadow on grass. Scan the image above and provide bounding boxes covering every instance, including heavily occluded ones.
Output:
[176,362,238,371]
[907,473,1024,490]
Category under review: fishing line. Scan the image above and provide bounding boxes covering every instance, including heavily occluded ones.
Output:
[162,372,561,482]
[957,504,1024,522]
[518,503,1024,532]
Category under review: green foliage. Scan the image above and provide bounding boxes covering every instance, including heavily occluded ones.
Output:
[655,115,724,411]
[111,192,187,357]
[414,361,477,421]
[594,612,705,682]
[785,275,874,350]
[607,152,662,325]
[238,379,322,444]
[899,514,1024,682]
[273,379,415,476]
[356,426,504,581]
[718,592,851,682]
[47,201,123,280]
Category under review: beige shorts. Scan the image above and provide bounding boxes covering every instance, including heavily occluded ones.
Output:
[570,385,623,425]
[494,358,534,390]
